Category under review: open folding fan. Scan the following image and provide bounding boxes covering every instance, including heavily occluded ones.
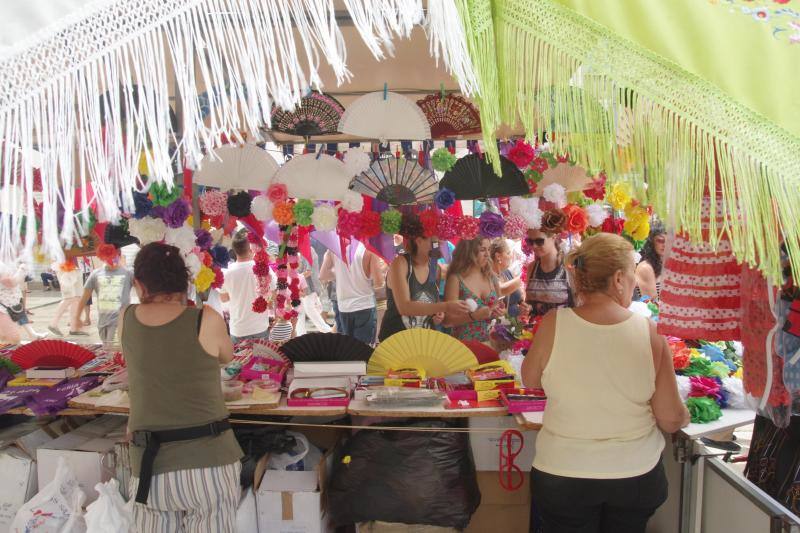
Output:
[350,157,438,205]
[11,340,95,370]
[536,162,592,193]
[271,153,353,201]
[416,94,481,139]
[368,330,478,378]
[339,91,431,141]
[279,333,374,363]
[193,144,279,190]
[439,154,528,200]
[250,339,290,364]
[461,340,499,365]
[270,91,344,137]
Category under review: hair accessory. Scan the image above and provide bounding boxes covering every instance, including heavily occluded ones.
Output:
[574,255,585,269]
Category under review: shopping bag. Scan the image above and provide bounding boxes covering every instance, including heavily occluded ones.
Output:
[11,457,86,532]
[85,479,132,533]
[266,431,321,471]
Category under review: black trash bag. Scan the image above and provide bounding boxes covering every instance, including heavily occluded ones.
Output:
[327,419,481,529]
[233,426,298,489]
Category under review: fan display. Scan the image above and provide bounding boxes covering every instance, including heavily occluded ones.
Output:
[339,91,431,141]
[461,340,500,365]
[11,340,95,370]
[280,333,374,363]
[271,153,353,201]
[439,154,528,200]
[350,156,438,205]
[193,144,280,190]
[368,330,478,378]
[249,339,290,364]
[270,91,345,137]
[536,162,592,193]
[416,94,481,139]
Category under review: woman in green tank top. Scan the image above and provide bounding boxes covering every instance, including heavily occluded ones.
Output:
[119,242,243,532]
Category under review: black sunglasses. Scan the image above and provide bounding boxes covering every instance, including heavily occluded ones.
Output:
[525,237,546,247]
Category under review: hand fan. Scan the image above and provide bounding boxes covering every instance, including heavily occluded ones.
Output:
[280,333,374,363]
[11,340,95,370]
[439,154,528,200]
[461,340,499,365]
[350,157,438,205]
[339,91,431,142]
[271,153,353,201]
[535,162,592,193]
[368,329,478,377]
[271,91,345,137]
[193,144,280,190]
[249,339,290,364]
[416,94,481,139]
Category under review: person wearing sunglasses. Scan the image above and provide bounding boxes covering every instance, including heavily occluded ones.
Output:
[634,220,667,302]
[524,229,573,319]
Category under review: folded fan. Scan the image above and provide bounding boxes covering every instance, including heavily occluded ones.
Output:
[368,329,478,378]
[439,154,528,200]
[270,91,344,137]
[350,157,438,205]
[536,162,592,193]
[271,153,353,201]
[280,333,374,363]
[11,340,95,370]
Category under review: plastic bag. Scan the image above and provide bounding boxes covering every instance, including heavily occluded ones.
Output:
[267,431,321,472]
[11,457,86,532]
[85,479,132,533]
[327,419,481,529]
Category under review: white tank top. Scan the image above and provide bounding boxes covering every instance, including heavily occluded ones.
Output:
[533,308,665,479]
[334,245,375,313]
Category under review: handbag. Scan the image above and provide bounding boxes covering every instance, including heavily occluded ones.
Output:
[1,301,26,323]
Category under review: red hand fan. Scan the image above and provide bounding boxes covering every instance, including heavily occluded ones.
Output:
[249,338,290,364]
[462,340,500,365]
[11,340,95,370]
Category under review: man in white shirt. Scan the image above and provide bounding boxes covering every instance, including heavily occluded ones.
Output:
[220,234,269,343]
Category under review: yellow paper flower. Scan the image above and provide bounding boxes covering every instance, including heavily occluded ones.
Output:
[194,265,215,293]
[201,219,211,231]
[607,182,632,210]
[185,215,194,228]
[734,368,743,379]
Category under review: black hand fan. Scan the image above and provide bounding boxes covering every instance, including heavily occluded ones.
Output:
[104,219,139,248]
[270,91,345,137]
[439,154,528,200]
[350,157,438,206]
[279,333,374,363]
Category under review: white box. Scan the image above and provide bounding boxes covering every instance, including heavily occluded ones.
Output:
[0,447,37,533]
[236,489,259,533]
[36,415,127,503]
[469,416,537,471]
[293,361,367,379]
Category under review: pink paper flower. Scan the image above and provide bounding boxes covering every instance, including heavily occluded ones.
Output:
[267,183,288,204]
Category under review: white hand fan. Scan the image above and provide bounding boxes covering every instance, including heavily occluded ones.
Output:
[350,157,438,205]
[535,162,592,193]
[368,329,478,378]
[193,144,279,190]
[339,91,431,141]
[271,153,353,201]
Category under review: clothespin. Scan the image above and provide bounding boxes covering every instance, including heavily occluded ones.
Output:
[440,83,445,103]
[383,82,388,101]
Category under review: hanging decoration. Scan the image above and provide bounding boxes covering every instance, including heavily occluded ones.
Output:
[439,154,528,200]
[270,91,345,137]
[416,93,482,139]
[339,91,432,141]
[350,157,439,205]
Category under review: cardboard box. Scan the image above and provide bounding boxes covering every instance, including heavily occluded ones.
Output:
[469,416,537,471]
[36,415,127,503]
[236,489,258,533]
[465,471,531,533]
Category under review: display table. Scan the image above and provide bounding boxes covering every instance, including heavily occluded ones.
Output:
[347,399,508,418]
[513,411,543,430]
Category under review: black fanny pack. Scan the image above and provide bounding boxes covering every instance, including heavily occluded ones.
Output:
[131,418,231,504]
[1,302,25,323]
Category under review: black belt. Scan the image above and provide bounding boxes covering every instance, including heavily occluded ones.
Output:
[131,419,231,504]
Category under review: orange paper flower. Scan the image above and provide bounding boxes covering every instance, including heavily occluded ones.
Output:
[563,204,588,234]
[273,201,295,225]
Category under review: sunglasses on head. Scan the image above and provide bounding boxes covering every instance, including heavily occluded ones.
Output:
[525,238,546,247]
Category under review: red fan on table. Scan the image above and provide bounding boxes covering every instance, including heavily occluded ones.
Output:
[250,338,290,364]
[11,340,95,370]
[462,340,500,365]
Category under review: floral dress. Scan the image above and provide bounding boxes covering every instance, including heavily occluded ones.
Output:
[451,276,498,342]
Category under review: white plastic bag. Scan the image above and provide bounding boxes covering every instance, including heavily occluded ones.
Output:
[84,479,132,533]
[11,457,86,532]
[266,431,322,471]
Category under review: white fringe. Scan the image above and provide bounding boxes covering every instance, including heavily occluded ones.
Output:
[425,0,479,97]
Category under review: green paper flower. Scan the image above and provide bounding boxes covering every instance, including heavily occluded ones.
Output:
[709,361,731,379]
[431,148,457,172]
[149,181,180,207]
[686,397,722,424]
[683,356,714,377]
[524,168,544,184]
[0,358,21,375]
[381,209,402,234]
[293,199,314,227]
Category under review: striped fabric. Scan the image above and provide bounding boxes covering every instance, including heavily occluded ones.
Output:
[268,320,294,343]
[129,462,241,533]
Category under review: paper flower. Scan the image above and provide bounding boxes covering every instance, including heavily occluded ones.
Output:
[184,252,202,278]
[96,243,119,264]
[431,148,458,172]
[530,157,549,174]
[542,183,567,208]
[211,266,224,289]
[540,209,567,234]
[683,356,713,377]
[673,349,691,371]
[602,216,624,235]
[133,191,153,219]
[623,216,650,241]
[419,210,439,238]
[343,147,372,176]
[194,229,213,250]
[583,172,607,201]
[722,377,747,409]
[273,201,295,225]
[129,217,167,246]
[436,212,459,240]
[311,204,338,231]
[252,296,268,313]
[358,211,383,240]
[337,210,360,237]
[253,260,271,277]
[198,190,227,217]
[458,215,480,240]
[163,198,191,228]
[676,375,691,402]
[585,203,609,227]
[381,209,403,235]
[511,197,543,230]
[341,190,364,213]
[227,191,253,218]
[251,195,273,221]
[293,199,314,227]
[607,182,632,210]
[562,204,588,234]
[709,361,732,379]
[194,265,216,293]
[149,181,180,207]
[210,245,230,268]
[688,376,721,398]
[506,139,535,168]
[165,224,197,254]
[503,214,527,240]
[434,188,456,210]
[686,396,722,423]
[267,183,288,204]
[479,211,505,238]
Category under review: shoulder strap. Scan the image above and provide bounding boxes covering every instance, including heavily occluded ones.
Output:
[404,254,413,283]
[196,307,204,335]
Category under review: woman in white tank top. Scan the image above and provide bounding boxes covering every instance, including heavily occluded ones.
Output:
[521,233,689,533]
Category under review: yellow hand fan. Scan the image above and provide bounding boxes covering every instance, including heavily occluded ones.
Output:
[368,330,478,378]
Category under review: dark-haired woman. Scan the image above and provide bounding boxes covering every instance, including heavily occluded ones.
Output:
[120,242,242,532]
[635,221,666,302]
[525,229,573,319]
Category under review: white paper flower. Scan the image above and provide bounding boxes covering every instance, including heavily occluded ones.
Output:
[311,204,338,231]
[509,197,543,230]
[341,190,364,213]
[250,195,273,222]
[128,217,166,246]
[542,183,567,208]
[676,375,691,402]
[722,377,747,409]
[585,203,609,227]
[184,252,202,278]
[164,224,196,254]
[343,147,371,176]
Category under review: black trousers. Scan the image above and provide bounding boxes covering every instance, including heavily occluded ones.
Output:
[531,461,668,533]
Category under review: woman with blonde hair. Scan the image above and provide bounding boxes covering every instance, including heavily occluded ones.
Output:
[524,229,573,319]
[521,233,689,533]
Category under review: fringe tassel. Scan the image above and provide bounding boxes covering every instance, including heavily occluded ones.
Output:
[425,0,479,97]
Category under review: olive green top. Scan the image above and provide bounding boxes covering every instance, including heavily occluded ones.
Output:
[122,305,242,475]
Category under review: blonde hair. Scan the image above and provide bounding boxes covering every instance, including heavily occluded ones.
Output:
[449,238,491,280]
[489,238,510,262]
[566,233,634,294]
